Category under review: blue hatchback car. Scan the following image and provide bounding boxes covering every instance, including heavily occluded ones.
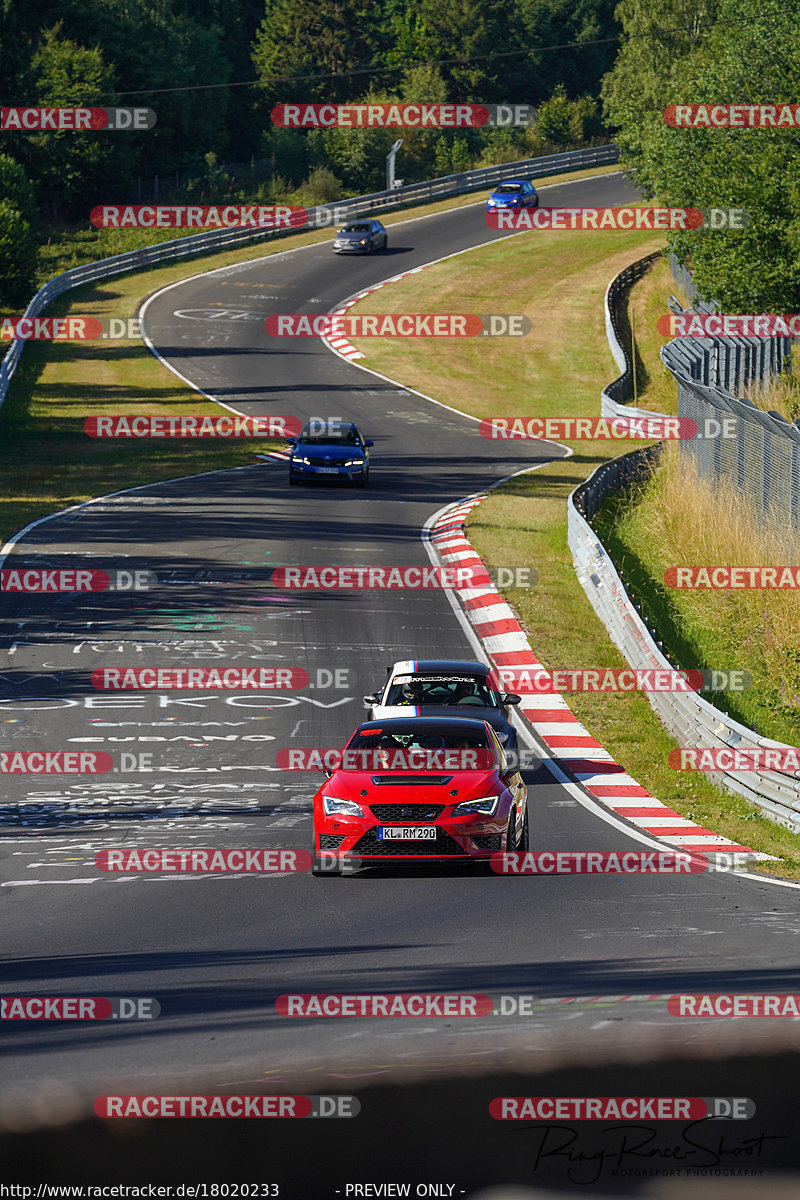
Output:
[486,180,539,211]
[287,420,373,487]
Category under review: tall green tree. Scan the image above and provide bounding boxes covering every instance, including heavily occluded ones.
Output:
[415,0,508,100]
[0,153,37,229]
[603,0,800,308]
[0,198,37,306]
[253,0,385,106]
[515,0,620,104]
[0,154,37,306]
[602,0,719,197]
[25,26,121,217]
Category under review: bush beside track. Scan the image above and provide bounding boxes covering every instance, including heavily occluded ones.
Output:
[341,227,800,879]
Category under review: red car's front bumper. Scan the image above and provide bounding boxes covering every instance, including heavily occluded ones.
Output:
[313,801,513,862]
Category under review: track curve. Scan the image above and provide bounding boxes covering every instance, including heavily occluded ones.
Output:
[2,173,800,1110]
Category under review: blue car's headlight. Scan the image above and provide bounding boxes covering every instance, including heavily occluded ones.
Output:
[344,458,365,467]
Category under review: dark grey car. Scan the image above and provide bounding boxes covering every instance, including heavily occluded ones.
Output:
[332,219,388,254]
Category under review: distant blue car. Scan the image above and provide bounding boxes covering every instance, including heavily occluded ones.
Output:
[287,420,373,487]
[486,180,539,211]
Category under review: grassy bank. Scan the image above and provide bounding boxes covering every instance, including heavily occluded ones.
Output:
[341,223,800,877]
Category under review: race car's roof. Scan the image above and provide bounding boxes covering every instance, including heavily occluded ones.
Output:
[356,716,492,735]
[389,659,490,678]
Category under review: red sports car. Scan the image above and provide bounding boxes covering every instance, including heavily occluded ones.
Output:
[311,716,528,874]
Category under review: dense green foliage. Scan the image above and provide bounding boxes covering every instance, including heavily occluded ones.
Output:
[603,0,800,308]
[0,0,615,225]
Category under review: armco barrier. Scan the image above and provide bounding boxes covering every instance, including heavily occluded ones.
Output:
[569,258,800,831]
[0,144,618,414]
[600,250,670,424]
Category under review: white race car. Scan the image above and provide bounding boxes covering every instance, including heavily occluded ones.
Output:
[363,658,520,751]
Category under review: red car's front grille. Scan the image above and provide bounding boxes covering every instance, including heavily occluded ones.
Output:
[369,804,445,821]
[352,830,468,857]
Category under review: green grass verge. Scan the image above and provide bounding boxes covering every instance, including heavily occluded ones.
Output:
[341,222,800,880]
[0,272,285,547]
[594,467,800,748]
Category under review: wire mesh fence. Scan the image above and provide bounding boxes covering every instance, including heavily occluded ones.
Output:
[661,282,796,541]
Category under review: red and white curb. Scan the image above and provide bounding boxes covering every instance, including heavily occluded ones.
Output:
[429,496,758,858]
[322,265,430,360]
[256,449,290,463]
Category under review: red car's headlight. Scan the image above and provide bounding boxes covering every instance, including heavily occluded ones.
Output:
[452,795,499,817]
[322,795,364,818]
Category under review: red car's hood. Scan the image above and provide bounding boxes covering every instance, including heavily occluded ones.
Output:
[321,768,501,805]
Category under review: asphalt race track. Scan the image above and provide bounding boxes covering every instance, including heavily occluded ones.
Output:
[3,172,800,1192]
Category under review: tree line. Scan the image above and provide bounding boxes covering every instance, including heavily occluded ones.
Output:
[602,0,800,310]
[0,0,616,300]
[2,0,797,310]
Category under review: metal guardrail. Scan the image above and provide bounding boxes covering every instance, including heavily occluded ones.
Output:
[0,143,619,414]
[569,453,800,831]
[569,254,800,832]
[600,251,670,423]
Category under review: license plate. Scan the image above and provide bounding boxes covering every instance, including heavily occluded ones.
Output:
[378,826,437,840]
[316,467,339,474]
